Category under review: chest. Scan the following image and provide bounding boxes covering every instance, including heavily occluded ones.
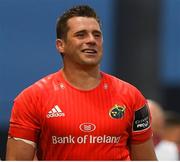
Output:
[39,86,132,137]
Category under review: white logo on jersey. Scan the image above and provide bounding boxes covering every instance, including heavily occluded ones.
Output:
[59,83,65,89]
[103,83,108,90]
[47,105,65,118]
[79,123,96,132]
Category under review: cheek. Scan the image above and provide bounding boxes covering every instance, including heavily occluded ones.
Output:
[69,41,82,50]
[98,42,103,50]
[99,38,103,46]
[64,42,76,52]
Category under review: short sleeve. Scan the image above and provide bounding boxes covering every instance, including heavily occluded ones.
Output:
[129,87,152,144]
[8,85,41,142]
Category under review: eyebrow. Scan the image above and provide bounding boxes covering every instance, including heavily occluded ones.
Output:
[74,30,102,35]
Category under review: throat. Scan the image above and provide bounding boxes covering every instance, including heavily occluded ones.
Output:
[62,68,102,90]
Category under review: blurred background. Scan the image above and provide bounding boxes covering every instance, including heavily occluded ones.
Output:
[0,0,180,160]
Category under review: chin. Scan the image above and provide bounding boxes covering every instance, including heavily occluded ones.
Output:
[81,61,101,68]
[81,56,102,65]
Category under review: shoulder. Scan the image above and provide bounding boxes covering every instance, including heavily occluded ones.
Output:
[102,72,142,95]
[15,71,60,101]
[102,72,146,110]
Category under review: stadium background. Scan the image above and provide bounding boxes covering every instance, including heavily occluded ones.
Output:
[0,0,180,160]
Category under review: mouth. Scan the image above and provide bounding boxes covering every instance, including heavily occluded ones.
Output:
[81,49,97,55]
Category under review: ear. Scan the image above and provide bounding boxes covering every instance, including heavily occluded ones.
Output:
[56,39,65,54]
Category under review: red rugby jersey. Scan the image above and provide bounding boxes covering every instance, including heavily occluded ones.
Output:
[9,70,152,160]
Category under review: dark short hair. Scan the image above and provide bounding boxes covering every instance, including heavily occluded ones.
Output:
[56,5,101,40]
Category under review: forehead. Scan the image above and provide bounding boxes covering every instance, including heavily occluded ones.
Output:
[67,17,101,33]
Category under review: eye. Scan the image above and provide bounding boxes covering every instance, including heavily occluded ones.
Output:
[93,32,102,38]
[75,32,85,38]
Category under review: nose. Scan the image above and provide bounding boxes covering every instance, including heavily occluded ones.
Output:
[86,34,96,45]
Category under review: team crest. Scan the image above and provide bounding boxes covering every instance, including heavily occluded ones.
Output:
[109,104,126,119]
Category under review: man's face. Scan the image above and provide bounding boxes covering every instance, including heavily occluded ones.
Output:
[58,17,103,67]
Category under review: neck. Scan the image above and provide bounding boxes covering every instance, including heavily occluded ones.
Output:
[62,66,102,90]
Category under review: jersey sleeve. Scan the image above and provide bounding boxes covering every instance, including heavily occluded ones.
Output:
[8,84,41,143]
[129,86,152,144]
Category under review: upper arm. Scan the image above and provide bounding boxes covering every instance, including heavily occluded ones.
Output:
[6,138,35,160]
[130,138,157,160]
[7,86,41,160]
